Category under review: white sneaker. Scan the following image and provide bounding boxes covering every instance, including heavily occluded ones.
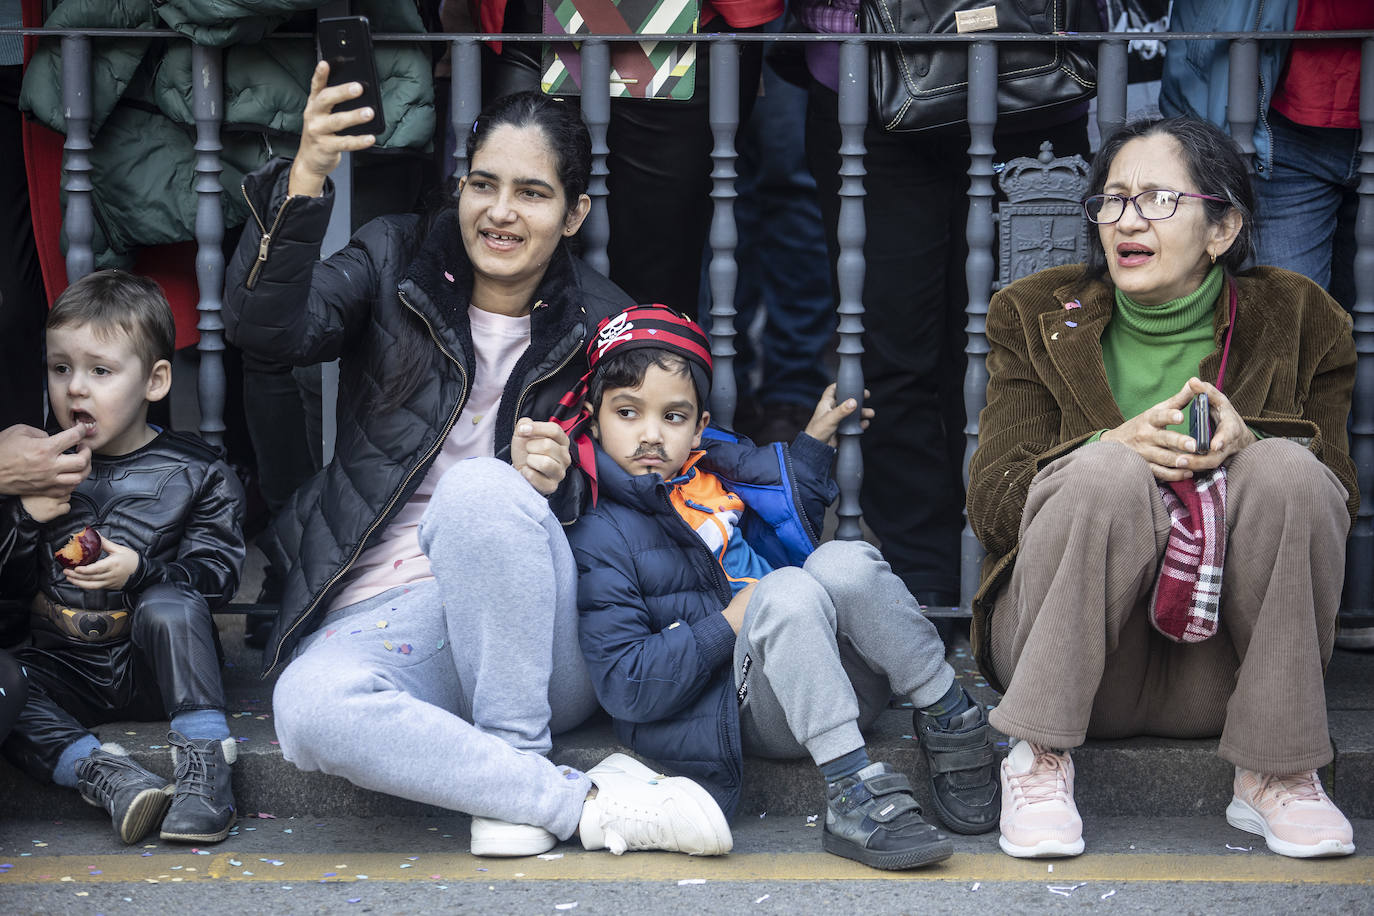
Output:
[470,816,558,857]
[579,753,732,856]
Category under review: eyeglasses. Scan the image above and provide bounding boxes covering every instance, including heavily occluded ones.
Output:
[1082,189,1229,224]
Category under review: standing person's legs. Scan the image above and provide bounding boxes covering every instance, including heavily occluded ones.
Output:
[606,39,762,315]
[0,64,46,430]
[1252,112,1360,300]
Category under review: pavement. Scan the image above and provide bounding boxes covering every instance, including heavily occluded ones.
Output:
[1,546,1372,912]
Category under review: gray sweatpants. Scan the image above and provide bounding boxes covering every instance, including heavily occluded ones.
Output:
[271,458,599,839]
[734,540,956,766]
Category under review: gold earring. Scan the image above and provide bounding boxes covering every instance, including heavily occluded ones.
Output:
[1209,251,1216,265]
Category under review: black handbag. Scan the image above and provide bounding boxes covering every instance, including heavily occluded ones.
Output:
[860,0,1100,133]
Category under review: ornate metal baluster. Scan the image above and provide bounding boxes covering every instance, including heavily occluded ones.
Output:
[1226,38,1259,167]
[1096,38,1127,142]
[450,37,482,182]
[833,39,868,542]
[191,44,226,448]
[707,38,740,427]
[580,40,612,278]
[1346,38,1374,622]
[960,40,997,609]
[61,35,94,283]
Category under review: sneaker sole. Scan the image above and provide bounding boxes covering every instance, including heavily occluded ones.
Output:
[998,833,1085,858]
[160,811,237,844]
[119,787,174,845]
[822,830,954,870]
[470,821,559,857]
[1224,797,1356,858]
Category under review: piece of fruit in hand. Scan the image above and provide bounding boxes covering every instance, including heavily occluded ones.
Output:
[55,526,101,568]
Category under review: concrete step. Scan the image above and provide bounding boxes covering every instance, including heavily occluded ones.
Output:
[2,619,1370,824]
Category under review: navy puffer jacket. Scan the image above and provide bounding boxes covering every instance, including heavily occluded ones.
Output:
[568,429,837,818]
[224,157,634,675]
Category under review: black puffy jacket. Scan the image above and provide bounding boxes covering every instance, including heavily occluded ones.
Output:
[224,158,635,675]
[0,429,245,642]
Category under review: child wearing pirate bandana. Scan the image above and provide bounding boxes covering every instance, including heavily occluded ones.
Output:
[0,270,245,846]
[561,306,1001,870]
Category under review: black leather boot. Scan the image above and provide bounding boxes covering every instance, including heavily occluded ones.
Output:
[75,748,172,844]
[160,731,237,843]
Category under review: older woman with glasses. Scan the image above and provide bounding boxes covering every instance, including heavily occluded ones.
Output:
[968,117,1358,861]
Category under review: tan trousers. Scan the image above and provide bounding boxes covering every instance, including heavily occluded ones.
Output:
[987,439,1348,774]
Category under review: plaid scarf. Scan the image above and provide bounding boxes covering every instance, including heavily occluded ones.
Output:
[1147,278,1238,644]
[551,305,713,505]
[1149,469,1227,643]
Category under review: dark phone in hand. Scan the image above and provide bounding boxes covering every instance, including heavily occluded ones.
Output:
[1190,393,1211,455]
[317,15,386,137]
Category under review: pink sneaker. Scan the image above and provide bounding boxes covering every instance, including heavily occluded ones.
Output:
[998,740,1084,858]
[1225,767,1355,858]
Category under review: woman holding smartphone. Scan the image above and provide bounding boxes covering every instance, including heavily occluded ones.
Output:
[968,117,1358,861]
[224,65,731,860]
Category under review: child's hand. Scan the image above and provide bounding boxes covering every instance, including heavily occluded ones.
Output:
[511,418,572,496]
[721,582,756,634]
[62,535,139,591]
[20,494,72,524]
[802,384,874,447]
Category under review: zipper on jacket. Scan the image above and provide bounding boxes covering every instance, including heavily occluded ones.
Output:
[241,186,300,290]
[267,289,470,674]
[1253,0,1275,176]
[512,313,585,422]
[780,444,823,548]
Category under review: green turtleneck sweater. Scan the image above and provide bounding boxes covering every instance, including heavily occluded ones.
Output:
[1100,265,1223,437]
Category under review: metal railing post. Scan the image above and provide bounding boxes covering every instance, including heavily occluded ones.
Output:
[580,40,612,278]
[960,39,997,609]
[833,39,868,542]
[450,37,482,181]
[1346,37,1374,621]
[191,44,227,448]
[1096,38,1128,142]
[60,35,93,283]
[1226,38,1259,168]
[707,39,740,428]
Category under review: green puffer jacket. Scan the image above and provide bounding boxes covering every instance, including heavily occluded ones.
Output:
[20,0,435,269]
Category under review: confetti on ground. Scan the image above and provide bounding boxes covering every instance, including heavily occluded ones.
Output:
[755,894,770,903]
[400,864,413,869]
[1048,883,1087,897]
[257,813,277,819]
[348,899,361,904]
[678,878,706,885]
[759,812,766,819]
[1225,844,1252,852]
[970,883,981,891]
[1047,864,1054,873]
[376,620,388,628]
[537,853,564,860]
[555,904,578,911]
[1101,890,1117,900]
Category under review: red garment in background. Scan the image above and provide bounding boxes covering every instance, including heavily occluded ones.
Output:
[1270,0,1374,130]
[21,0,201,350]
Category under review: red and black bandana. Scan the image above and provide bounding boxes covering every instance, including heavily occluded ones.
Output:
[552,305,713,505]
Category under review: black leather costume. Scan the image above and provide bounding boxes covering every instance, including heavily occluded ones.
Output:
[0,429,244,780]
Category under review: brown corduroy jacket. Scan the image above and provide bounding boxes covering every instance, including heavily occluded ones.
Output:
[967,264,1358,685]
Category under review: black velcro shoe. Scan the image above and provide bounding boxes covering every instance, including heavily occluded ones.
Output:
[823,762,953,870]
[160,731,237,843]
[75,749,172,844]
[916,701,1001,834]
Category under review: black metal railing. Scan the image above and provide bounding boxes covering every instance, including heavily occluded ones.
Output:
[10,26,1373,627]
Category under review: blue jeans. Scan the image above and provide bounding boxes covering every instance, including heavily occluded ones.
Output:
[1253,111,1361,309]
[703,33,835,409]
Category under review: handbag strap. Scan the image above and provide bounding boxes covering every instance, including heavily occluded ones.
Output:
[1215,277,1238,394]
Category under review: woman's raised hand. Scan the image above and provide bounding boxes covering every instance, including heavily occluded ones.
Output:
[288,61,378,199]
[1101,377,1255,480]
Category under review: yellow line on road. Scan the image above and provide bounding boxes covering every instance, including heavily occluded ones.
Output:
[0,851,1369,886]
